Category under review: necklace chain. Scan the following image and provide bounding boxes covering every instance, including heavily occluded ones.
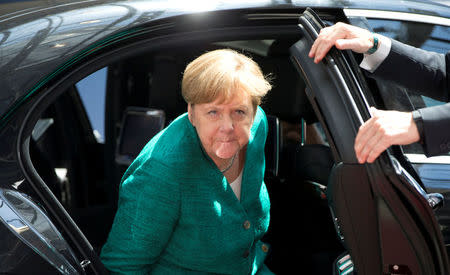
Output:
[220,152,238,173]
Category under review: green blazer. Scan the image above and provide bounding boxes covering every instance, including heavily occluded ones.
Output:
[101,107,271,275]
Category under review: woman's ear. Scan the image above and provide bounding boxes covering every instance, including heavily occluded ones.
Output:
[187,103,194,125]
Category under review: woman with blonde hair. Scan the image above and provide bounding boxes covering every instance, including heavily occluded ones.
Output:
[101,49,274,274]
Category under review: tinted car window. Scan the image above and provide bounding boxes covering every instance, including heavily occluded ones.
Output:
[75,67,107,143]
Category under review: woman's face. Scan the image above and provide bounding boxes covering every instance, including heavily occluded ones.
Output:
[188,92,255,164]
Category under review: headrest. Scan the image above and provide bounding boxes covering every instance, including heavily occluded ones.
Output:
[116,107,165,166]
[268,38,301,57]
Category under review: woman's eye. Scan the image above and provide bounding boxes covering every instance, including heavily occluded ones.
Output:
[207,110,218,116]
[236,110,246,115]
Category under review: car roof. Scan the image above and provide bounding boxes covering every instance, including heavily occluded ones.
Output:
[0,0,448,122]
[1,0,448,21]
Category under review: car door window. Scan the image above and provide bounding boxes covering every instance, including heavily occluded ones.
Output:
[75,67,107,143]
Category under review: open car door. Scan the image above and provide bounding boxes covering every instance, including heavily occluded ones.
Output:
[290,8,450,275]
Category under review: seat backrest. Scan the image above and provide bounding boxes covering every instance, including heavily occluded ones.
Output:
[294,144,333,186]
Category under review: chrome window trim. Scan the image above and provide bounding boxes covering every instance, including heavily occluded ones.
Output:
[406,153,450,164]
[344,9,450,27]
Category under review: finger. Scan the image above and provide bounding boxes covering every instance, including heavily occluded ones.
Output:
[314,42,335,63]
[309,27,330,58]
[358,127,387,163]
[369,106,378,116]
[310,27,337,62]
[313,37,341,63]
[309,40,318,58]
[357,131,379,163]
[366,139,390,163]
[355,115,383,163]
[363,109,393,163]
[310,37,326,62]
[354,125,366,160]
[313,27,351,63]
[355,108,385,162]
[354,121,374,162]
[354,117,375,153]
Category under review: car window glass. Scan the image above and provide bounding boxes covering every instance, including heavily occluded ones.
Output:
[75,67,107,143]
[370,20,449,53]
[367,19,450,154]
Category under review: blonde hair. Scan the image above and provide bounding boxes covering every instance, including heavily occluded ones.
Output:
[182,49,271,110]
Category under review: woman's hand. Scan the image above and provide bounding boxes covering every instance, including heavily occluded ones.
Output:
[309,22,374,63]
[354,107,420,163]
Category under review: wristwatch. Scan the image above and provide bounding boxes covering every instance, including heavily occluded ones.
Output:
[366,33,379,55]
[412,110,424,143]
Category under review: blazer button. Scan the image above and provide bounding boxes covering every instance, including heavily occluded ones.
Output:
[242,249,250,258]
[261,244,269,253]
[243,220,251,230]
[441,144,447,151]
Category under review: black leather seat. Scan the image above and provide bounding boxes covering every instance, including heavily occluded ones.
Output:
[294,144,334,187]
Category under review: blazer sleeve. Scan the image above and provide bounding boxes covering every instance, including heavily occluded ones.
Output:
[100,159,180,274]
[368,39,450,156]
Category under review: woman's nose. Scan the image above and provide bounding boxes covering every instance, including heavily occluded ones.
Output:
[219,115,234,132]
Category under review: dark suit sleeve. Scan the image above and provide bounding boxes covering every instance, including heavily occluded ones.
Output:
[418,104,450,156]
[367,39,450,156]
[369,39,448,101]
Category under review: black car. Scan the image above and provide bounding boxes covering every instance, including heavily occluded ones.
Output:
[0,0,449,274]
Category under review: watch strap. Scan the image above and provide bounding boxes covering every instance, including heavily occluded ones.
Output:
[366,34,379,55]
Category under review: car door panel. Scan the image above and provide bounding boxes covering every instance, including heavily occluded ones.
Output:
[327,163,381,274]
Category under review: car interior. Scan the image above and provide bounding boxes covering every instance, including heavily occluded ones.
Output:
[28,35,345,274]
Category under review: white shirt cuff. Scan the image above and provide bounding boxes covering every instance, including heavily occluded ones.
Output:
[360,35,392,73]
